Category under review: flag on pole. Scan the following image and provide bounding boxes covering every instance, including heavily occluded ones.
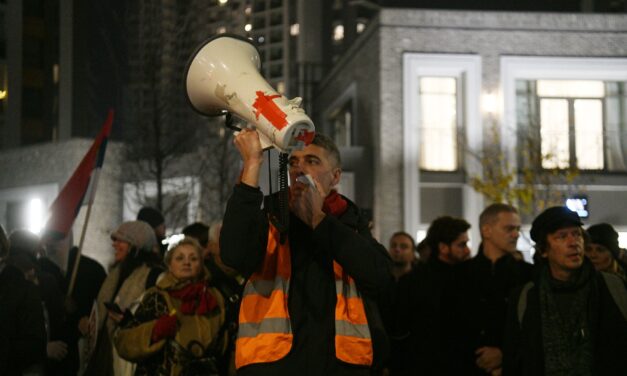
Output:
[43,110,114,240]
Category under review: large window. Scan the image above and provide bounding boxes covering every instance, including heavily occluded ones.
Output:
[517,79,626,171]
[403,53,482,238]
[418,77,459,171]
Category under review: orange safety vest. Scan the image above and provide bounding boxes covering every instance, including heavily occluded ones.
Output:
[235,223,373,369]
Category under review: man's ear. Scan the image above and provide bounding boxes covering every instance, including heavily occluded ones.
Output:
[331,167,342,187]
[480,224,491,240]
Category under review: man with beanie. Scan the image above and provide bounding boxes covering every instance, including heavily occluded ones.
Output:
[137,206,167,257]
[586,223,626,280]
[503,207,627,376]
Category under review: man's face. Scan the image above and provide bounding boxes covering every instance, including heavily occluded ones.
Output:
[482,212,521,253]
[288,144,341,196]
[543,226,584,280]
[439,232,471,264]
[388,234,415,266]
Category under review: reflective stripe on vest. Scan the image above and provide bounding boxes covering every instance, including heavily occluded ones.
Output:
[235,224,292,369]
[333,262,373,366]
[235,223,373,369]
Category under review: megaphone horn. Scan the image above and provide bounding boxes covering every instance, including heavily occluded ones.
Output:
[184,34,315,152]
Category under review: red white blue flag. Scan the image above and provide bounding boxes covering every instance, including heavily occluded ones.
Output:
[43,110,114,240]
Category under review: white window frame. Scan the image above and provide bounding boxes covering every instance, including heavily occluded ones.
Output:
[500,56,627,172]
[403,53,482,236]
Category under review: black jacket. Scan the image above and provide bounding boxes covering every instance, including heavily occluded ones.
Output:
[0,264,47,375]
[389,257,463,376]
[220,183,393,376]
[503,263,627,376]
[456,250,532,375]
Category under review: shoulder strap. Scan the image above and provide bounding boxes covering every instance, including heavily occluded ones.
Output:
[517,282,534,326]
[600,272,627,322]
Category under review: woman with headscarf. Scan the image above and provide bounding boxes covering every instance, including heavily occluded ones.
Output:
[84,221,162,376]
[114,237,226,376]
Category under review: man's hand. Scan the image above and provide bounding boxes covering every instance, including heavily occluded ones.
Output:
[47,341,68,361]
[290,175,326,228]
[233,128,264,187]
[475,346,502,372]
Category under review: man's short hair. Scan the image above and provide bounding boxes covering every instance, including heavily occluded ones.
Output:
[311,133,341,168]
[182,222,209,248]
[390,231,416,249]
[479,203,518,235]
[426,216,471,258]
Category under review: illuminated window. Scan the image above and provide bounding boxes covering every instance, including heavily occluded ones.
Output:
[290,24,299,36]
[525,80,607,170]
[419,77,458,171]
[333,25,344,41]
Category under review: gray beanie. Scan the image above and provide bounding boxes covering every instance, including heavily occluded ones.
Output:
[111,220,157,253]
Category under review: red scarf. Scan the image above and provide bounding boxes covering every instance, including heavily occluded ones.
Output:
[168,281,217,315]
[323,190,348,217]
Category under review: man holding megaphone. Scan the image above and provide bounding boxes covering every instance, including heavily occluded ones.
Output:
[220,129,394,375]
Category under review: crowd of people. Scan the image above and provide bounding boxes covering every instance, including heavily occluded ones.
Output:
[1,130,626,375]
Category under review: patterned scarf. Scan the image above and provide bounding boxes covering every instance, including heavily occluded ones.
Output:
[539,262,596,376]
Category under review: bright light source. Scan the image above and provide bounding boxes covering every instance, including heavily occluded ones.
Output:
[217,26,227,34]
[26,198,45,234]
[163,233,185,251]
[333,25,344,41]
[482,92,498,114]
[245,6,252,15]
[415,230,427,243]
[258,36,265,43]
[244,23,252,32]
[0,90,6,100]
[618,232,627,249]
[290,24,299,36]
[357,22,366,33]
[218,0,228,5]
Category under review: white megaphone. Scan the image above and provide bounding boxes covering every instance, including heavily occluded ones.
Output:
[185,34,315,153]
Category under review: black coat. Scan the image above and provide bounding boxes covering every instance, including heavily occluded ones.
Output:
[389,257,464,376]
[502,266,627,376]
[455,250,532,375]
[221,183,393,376]
[0,264,47,375]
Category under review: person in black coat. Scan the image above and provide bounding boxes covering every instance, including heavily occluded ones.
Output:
[0,225,47,375]
[221,131,393,376]
[503,207,627,376]
[390,216,472,376]
[456,204,532,375]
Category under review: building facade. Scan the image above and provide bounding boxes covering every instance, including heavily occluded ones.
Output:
[314,8,627,256]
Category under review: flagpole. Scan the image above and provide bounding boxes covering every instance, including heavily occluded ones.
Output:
[67,167,102,298]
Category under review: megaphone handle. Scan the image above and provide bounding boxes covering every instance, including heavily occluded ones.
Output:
[225,113,242,132]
